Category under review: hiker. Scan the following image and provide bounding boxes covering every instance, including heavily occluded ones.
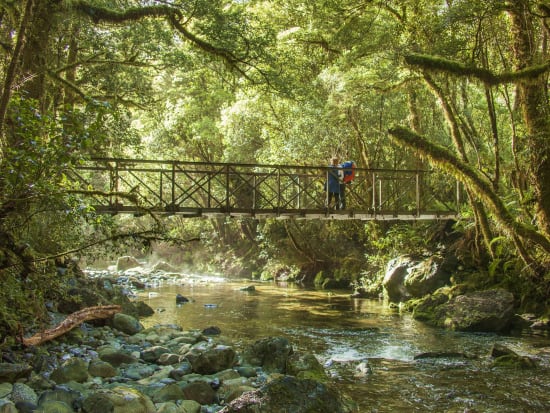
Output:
[326,156,342,210]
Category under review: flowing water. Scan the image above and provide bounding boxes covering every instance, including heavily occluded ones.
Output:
[137,274,550,412]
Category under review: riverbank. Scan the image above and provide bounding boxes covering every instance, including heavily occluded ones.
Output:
[3,264,550,412]
[1,310,354,413]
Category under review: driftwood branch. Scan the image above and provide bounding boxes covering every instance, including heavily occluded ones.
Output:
[19,305,122,346]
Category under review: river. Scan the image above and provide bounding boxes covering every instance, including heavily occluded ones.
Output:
[137,274,550,412]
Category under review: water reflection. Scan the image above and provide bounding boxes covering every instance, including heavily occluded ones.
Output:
[138,277,550,412]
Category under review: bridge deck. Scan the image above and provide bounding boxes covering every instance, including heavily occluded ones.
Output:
[70,158,461,220]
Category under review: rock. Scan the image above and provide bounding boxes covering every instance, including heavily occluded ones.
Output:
[168,361,193,381]
[181,381,217,405]
[13,401,36,413]
[135,301,155,317]
[123,364,156,380]
[286,353,327,381]
[0,363,32,383]
[187,345,237,375]
[141,346,171,363]
[50,358,89,384]
[413,289,515,332]
[490,343,517,358]
[35,400,73,413]
[489,343,537,369]
[10,383,37,405]
[202,326,221,336]
[180,400,201,413]
[82,386,155,413]
[241,337,293,373]
[112,313,143,335]
[37,388,82,409]
[98,346,139,367]
[0,384,12,399]
[152,261,178,273]
[383,255,414,302]
[151,384,186,403]
[157,353,181,365]
[176,294,189,304]
[404,255,454,298]
[116,256,141,272]
[218,376,353,413]
[0,400,17,413]
[155,402,181,413]
[88,360,117,378]
[235,366,257,378]
[239,285,255,292]
[383,254,456,303]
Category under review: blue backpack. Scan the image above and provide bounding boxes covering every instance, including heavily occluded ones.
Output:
[341,161,356,183]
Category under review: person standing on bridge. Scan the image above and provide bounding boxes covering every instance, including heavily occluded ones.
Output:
[326,156,342,210]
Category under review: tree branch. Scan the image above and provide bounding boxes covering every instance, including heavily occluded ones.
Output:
[404,53,550,85]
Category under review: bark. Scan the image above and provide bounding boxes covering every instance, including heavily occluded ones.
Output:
[507,0,550,236]
[19,305,121,346]
[0,0,34,156]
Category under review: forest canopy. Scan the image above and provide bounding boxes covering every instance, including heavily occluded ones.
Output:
[0,0,549,334]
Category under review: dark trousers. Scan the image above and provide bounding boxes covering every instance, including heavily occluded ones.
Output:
[340,184,346,209]
[328,192,341,210]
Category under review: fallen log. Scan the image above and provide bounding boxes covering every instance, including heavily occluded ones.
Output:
[19,304,122,346]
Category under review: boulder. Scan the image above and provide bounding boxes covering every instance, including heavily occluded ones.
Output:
[0,401,17,413]
[240,337,293,373]
[404,255,454,298]
[383,256,414,302]
[50,358,88,384]
[98,347,139,367]
[413,289,515,332]
[10,383,37,405]
[286,353,327,381]
[88,360,117,378]
[0,363,32,383]
[35,400,73,413]
[116,256,141,272]
[82,386,155,413]
[186,345,237,375]
[151,384,186,403]
[37,388,82,409]
[181,381,217,405]
[152,261,178,273]
[383,254,455,303]
[112,313,143,335]
[219,376,353,413]
[141,346,171,363]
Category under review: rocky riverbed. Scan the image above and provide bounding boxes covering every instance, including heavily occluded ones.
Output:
[0,261,355,413]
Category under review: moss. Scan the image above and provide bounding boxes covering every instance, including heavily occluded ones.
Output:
[404,53,550,86]
[492,355,538,369]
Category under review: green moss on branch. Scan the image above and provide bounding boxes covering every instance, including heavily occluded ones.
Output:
[404,53,549,85]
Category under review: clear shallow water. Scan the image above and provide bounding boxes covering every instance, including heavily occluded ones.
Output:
[137,275,550,412]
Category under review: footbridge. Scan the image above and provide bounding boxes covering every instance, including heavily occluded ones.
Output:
[70,158,462,220]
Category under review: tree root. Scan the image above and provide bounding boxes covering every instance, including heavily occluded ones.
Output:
[19,305,122,346]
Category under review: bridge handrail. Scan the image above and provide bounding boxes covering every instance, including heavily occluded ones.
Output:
[69,158,461,219]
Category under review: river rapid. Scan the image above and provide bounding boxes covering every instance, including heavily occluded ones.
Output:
[137,274,550,413]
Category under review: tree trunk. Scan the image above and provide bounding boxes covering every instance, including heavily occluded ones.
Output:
[508,0,550,236]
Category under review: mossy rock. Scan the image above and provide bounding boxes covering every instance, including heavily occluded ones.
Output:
[492,355,537,369]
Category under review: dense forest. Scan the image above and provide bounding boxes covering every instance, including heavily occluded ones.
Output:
[0,0,549,338]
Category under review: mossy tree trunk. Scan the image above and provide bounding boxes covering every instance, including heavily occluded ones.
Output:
[508,0,550,237]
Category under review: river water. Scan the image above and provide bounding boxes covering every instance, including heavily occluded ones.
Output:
[137,274,550,412]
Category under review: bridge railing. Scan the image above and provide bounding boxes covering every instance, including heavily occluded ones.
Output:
[68,158,460,219]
